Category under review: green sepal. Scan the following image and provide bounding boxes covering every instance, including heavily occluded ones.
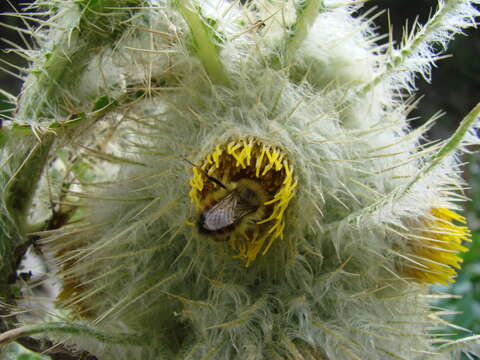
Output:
[176,0,231,87]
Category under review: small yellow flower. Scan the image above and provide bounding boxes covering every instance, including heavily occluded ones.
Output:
[189,138,297,266]
[404,208,471,285]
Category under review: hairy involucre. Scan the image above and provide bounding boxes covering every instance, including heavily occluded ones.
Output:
[1,0,480,359]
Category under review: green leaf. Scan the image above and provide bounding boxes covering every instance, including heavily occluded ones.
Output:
[93,95,118,112]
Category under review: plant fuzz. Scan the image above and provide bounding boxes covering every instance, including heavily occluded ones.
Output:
[1,0,480,359]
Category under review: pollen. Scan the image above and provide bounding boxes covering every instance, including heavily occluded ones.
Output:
[189,138,297,266]
[404,208,472,285]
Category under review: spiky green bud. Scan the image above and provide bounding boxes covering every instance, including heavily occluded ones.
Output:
[1,1,479,359]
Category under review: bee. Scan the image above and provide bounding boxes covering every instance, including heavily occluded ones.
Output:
[198,182,263,238]
[185,159,266,240]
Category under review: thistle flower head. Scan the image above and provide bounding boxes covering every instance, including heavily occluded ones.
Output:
[1,0,479,359]
[189,137,296,265]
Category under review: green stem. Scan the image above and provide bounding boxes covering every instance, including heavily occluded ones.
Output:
[3,134,54,232]
[0,321,148,347]
[360,0,465,96]
[176,0,230,87]
[401,102,480,196]
[0,133,53,319]
[325,102,480,229]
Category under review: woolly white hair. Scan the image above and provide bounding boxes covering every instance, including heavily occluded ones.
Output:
[1,0,480,359]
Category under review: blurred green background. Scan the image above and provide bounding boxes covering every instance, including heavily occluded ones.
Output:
[0,0,479,359]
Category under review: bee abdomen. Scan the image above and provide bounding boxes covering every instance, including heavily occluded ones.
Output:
[200,205,236,232]
[198,192,239,233]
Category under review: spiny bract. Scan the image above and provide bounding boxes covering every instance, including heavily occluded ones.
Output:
[1,0,480,359]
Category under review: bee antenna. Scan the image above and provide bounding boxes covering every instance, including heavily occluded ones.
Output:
[182,158,228,190]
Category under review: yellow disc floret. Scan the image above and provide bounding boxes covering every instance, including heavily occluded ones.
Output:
[189,138,297,266]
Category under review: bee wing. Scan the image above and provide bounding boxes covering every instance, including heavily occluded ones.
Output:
[201,192,238,231]
[234,197,258,219]
[201,191,257,232]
